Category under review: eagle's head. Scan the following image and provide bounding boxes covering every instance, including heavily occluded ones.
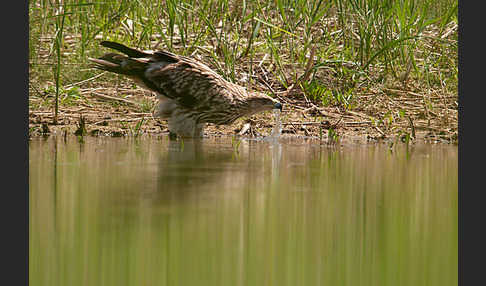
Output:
[243,92,282,116]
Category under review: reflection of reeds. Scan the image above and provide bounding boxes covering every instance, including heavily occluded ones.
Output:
[29,137,458,286]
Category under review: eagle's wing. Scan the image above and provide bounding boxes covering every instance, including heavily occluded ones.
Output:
[144,59,233,109]
[89,41,238,110]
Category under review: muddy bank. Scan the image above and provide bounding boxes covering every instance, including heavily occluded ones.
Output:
[29,86,457,145]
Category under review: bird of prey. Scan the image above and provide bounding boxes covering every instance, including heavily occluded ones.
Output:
[88,41,282,138]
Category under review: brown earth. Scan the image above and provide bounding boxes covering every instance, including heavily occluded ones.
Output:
[29,78,457,145]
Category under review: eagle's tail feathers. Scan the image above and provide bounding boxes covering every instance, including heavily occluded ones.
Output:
[100,41,150,58]
[88,53,147,76]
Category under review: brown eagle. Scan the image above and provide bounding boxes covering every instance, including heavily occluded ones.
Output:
[88,41,282,137]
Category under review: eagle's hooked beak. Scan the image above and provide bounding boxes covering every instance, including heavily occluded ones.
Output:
[273,102,283,111]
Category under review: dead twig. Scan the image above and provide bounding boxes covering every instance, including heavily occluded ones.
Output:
[64,72,107,89]
[92,117,150,125]
[90,91,139,106]
[374,126,385,137]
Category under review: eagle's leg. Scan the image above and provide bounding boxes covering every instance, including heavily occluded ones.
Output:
[154,95,177,119]
[154,95,204,138]
[167,111,204,138]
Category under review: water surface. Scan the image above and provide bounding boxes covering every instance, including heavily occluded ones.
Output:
[29,136,457,286]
